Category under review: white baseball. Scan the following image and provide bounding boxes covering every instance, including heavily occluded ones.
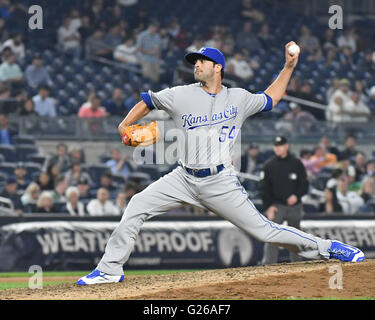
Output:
[288,44,300,56]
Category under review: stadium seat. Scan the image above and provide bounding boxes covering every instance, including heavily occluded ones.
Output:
[0,145,16,162]
[23,162,42,181]
[12,135,35,145]
[86,164,110,182]
[137,165,161,181]
[0,162,16,177]
[15,145,39,162]
[27,154,48,166]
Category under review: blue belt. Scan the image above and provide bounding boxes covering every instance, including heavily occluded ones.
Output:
[182,164,225,178]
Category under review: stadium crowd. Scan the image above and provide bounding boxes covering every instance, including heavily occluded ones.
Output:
[0,0,373,215]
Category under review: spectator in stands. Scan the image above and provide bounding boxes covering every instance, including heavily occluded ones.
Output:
[240,144,261,175]
[104,24,123,50]
[68,145,85,165]
[0,17,9,44]
[0,52,24,87]
[236,21,260,53]
[14,162,28,191]
[35,191,56,213]
[78,95,107,118]
[69,8,82,33]
[319,136,340,158]
[298,25,320,54]
[105,88,129,116]
[124,90,140,111]
[123,180,138,202]
[36,171,53,191]
[96,171,118,196]
[368,86,375,117]
[115,191,127,214]
[185,36,205,53]
[258,22,274,51]
[343,92,371,123]
[309,144,337,174]
[106,147,132,178]
[78,15,93,45]
[0,113,16,144]
[85,28,112,60]
[18,98,37,116]
[64,162,92,186]
[330,78,352,102]
[300,149,329,180]
[335,176,364,215]
[136,20,163,82]
[240,0,265,23]
[87,187,119,216]
[0,176,23,213]
[324,169,344,214]
[284,102,316,122]
[64,186,87,216]
[77,177,91,201]
[354,152,367,182]
[21,182,40,213]
[227,52,254,82]
[57,16,82,59]
[48,143,71,172]
[321,28,336,51]
[52,175,68,203]
[324,49,340,71]
[0,81,10,99]
[358,178,375,213]
[2,33,25,61]
[326,78,341,103]
[79,92,96,110]
[337,29,357,52]
[32,85,57,117]
[335,154,357,190]
[46,162,61,185]
[354,80,369,104]
[114,36,138,65]
[24,55,53,91]
[340,134,359,161]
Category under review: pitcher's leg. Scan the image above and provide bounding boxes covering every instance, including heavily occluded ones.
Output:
[200,169,331,261]
[286,204,303,262]
[97,167,203,275]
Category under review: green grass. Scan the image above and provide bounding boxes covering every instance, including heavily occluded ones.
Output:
[0,269,200,290]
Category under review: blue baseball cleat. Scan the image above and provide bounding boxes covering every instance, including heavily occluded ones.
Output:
[77,270,124,285]
[328,241,365,262]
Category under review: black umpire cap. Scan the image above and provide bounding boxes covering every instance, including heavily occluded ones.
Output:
[273,136,288,146]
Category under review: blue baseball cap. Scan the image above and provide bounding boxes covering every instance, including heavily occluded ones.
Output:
[184,47,226,70]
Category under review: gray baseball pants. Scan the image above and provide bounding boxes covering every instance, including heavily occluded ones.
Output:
[97,166,331,275]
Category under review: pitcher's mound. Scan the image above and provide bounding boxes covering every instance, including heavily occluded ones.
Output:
[1,260,374,300]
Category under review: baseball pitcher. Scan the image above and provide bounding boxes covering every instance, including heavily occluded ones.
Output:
[77,42,364,285]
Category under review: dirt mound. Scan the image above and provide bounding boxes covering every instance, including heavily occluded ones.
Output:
[1,260,374,300]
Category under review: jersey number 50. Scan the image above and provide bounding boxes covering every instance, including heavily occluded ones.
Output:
[219,125,236,142]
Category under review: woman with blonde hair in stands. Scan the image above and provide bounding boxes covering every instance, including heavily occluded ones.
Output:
[36,191,55,213]
[64,186,86,216]
[21,182,40,213]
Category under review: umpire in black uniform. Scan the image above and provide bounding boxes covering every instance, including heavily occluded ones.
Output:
[259,136,309,265]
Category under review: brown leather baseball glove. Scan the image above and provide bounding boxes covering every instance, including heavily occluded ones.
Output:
[121,121,161,147]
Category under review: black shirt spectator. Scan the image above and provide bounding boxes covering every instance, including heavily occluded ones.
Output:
[14,162,29,191]
[0,176,23,213]
[105,88,129,116]
[340,134,358,161]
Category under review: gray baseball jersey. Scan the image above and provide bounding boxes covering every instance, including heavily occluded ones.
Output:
[144,83,272,168]
[96,83,333,276]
